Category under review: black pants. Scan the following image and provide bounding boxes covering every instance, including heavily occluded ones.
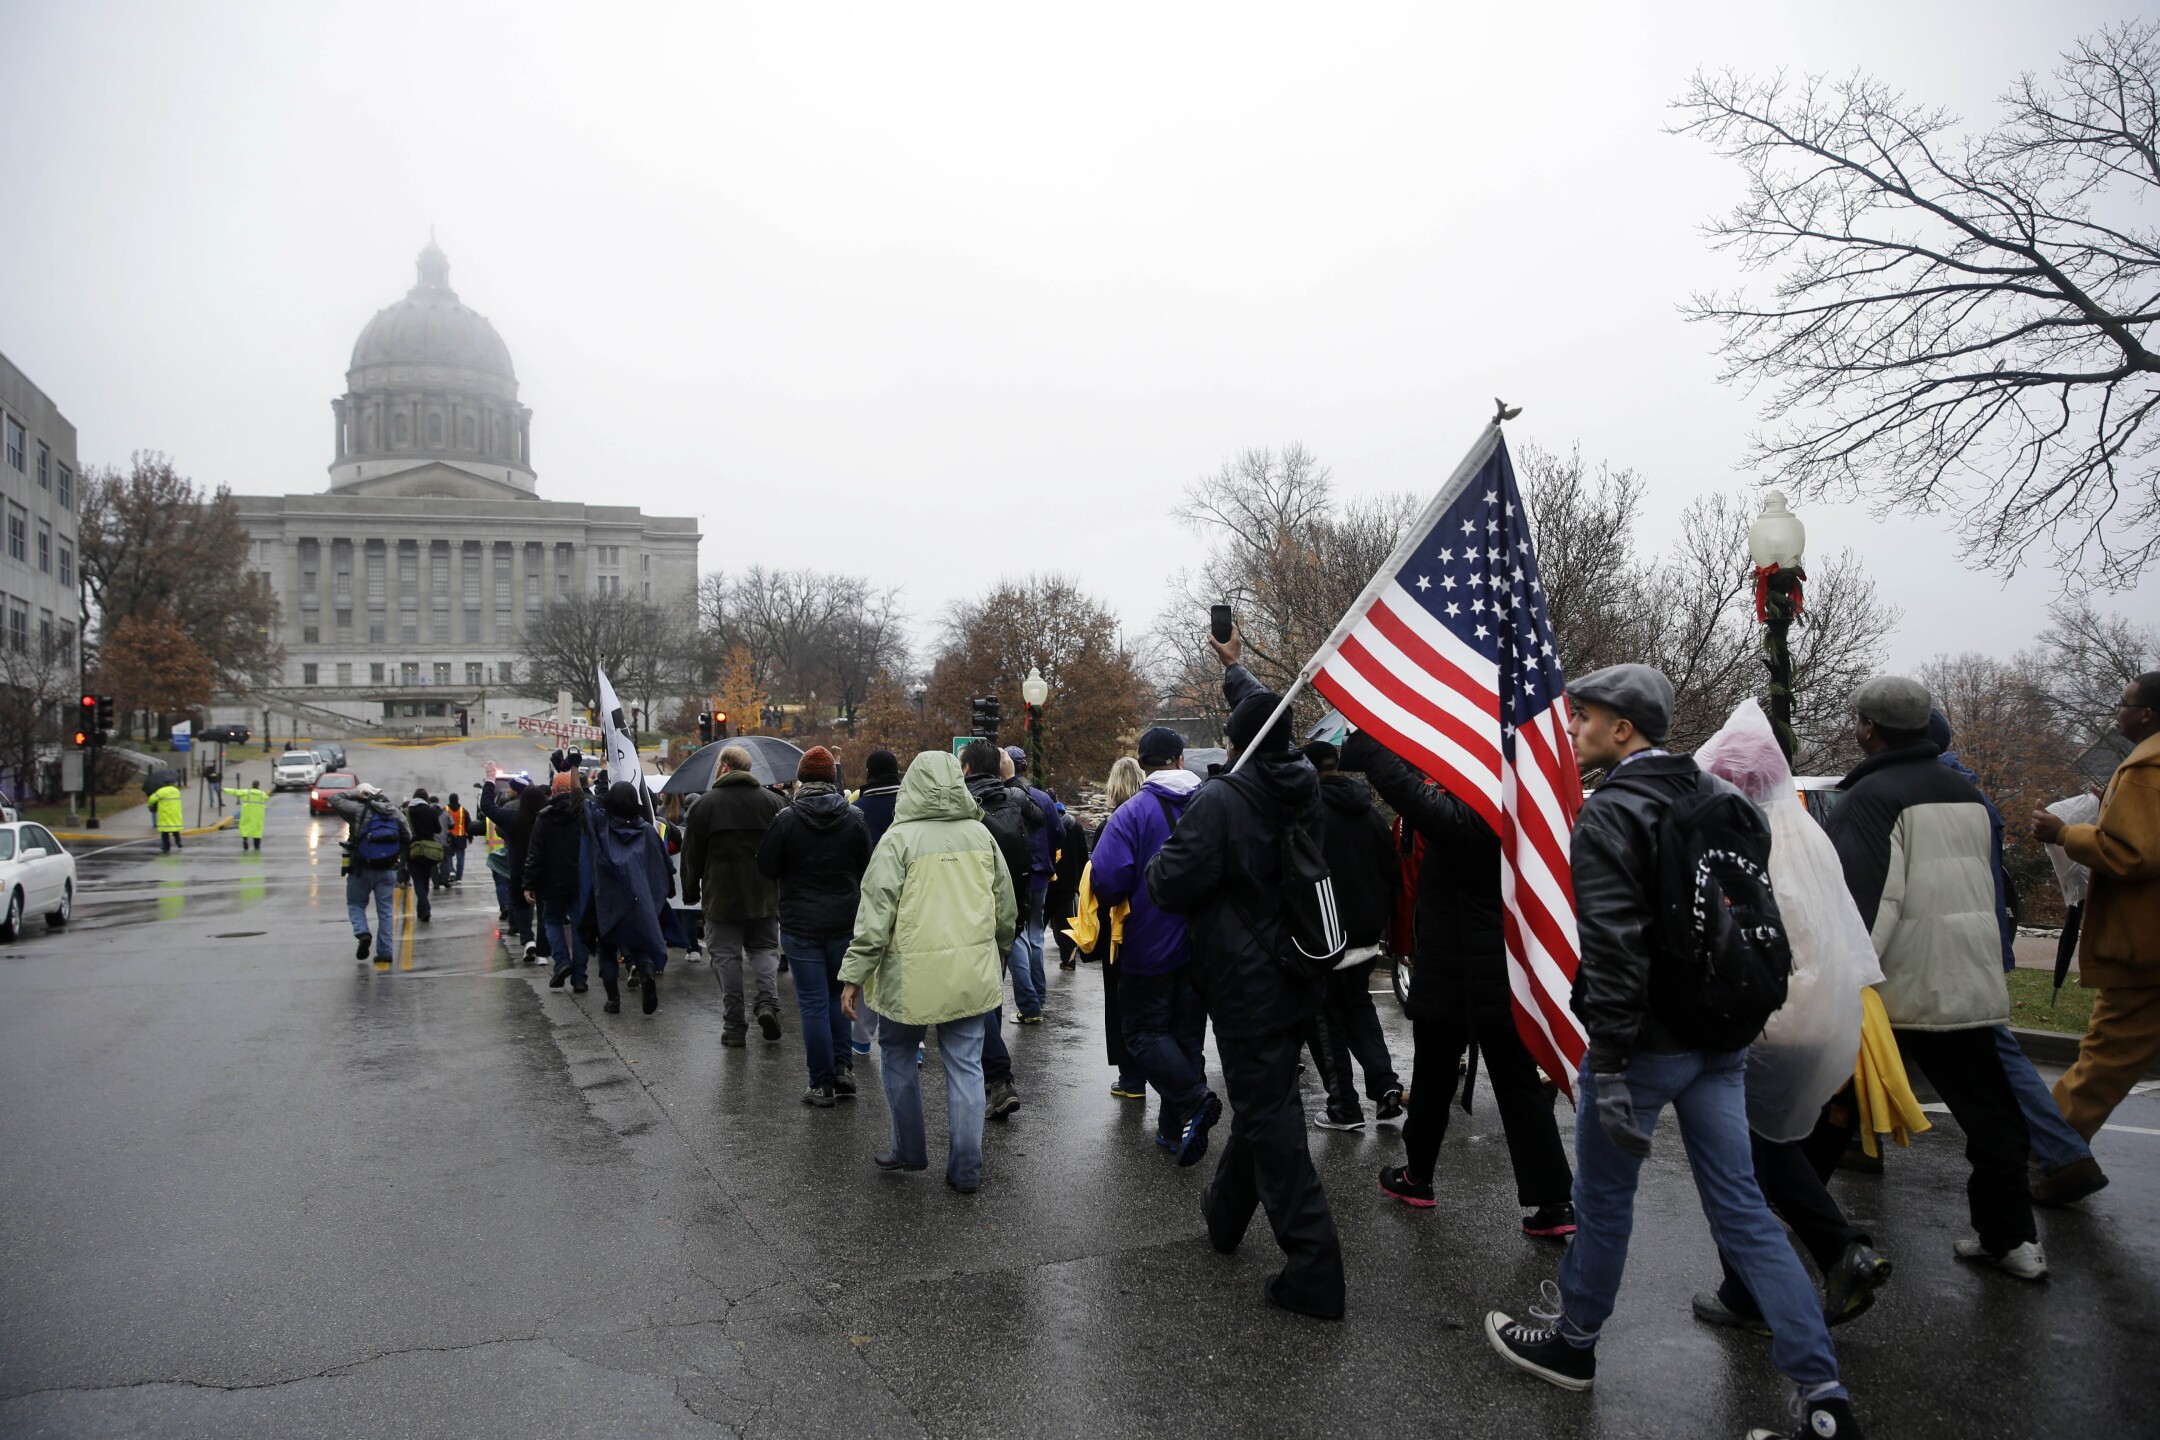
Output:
[1305,962,1399,1119]
[1201,1025,1345,1317]
[160,831,182,851]
[408,858,435,922]
[1103,961,1133,1074]
[1401,1010,1573,1207]
[1121,967,1208,1135]
[1893,1026,2037,1253]
[1716,1129,1868,1317]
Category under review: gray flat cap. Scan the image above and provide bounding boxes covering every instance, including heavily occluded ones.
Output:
[1851,675,1931,731]
[1571,663,1675,743]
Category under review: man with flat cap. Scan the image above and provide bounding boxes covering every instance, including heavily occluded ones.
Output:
[1147,627,1345,1320]
[1826,675,2043,1281]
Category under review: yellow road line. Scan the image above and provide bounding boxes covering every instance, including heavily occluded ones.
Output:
[398,884,416,970]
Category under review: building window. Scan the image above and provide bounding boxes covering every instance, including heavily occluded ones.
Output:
[368,616,386,644]
[466,662,483,685]
[36,523,50,573]
[337,662,353,685]
[370,663,386,683]
[430,542,450,599]
[299,538,319,593]
[425,701,446,717]
[497,661,516,684]
[365,413,377,450]
[392,412,409,445]
[7,601,27,652]
[403,703,419,718]
[402,662,420,684]
[494,545,514,605]
[642,552,651,574]
[57,543,72,587]
[38,610,54,658]
[432,614,450,644]
[459,415,476,448]
[55,621,74,666]
[4,417,23,471]
[335,608,353,634]
[426,412,443,445]
[366,542,386,602]
[397,541,418,597]
[400,617,418,644]
[495,609,512,642]
[333,539,353,599]
[434,662,451,684]
[302,624,320,644]
[644,581,652,601]
[56,464,71,512]
[302,663,319,685]
[5,506,24,561]
[526,573,540,607]
[35,442,49,489]
[463,610,480,642]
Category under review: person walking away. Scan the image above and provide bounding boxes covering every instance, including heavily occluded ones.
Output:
[1483,663,1863,1440]
[1297,741,1404,1134]
[1004,747,1059,1020]
[960,740,1041,1118]
[856,749,905,848]
[525,772,592,995]
[1046,795,1090,971]
[332,783,409,963]
[1690,700,1894,1334]
[1089,756,1148,1097]
[1925,709,2109,1207]
[1147,629,1343,1321]
[758,747,872,1106]
[151,780,185,852]
[681,746,787,1047]
[839,750,1017,1193]
[442,792,471,887]
[404,789,444,924]
[1340,729,1575,1233]
[589,780,673,1015]
[1825,676,2042,1280]
[2033,671,2160,1154]
[230,774,267,851]
[1092,728,1210,1153]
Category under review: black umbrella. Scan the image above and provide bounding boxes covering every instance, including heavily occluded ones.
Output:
[659,736,806,795]
[142,766,181,795]
[2052,905,2082,1006]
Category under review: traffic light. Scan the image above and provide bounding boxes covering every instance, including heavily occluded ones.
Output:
[713,710,728,738]
[969,695,1001,743]
[94,695,114,736]
[76,695,96,748]
[696,712,712,744]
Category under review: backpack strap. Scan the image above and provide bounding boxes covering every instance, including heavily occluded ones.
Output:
[1153,791,1180,832]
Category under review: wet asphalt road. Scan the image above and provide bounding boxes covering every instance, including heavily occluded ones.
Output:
[0,737,2154,1439]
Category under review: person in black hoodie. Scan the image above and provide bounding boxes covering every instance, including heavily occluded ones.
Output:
[758,747,873,1106]
[1339,730,1576,1236]
[590,780,674,1015]
[1045,795,1091,971]
[855,749,904,848]
[1148,628,1345,1321]
[1298,742,1402,1131]
[961,739,1042,1122]
[404,789,445,924]
[523,772,591,994]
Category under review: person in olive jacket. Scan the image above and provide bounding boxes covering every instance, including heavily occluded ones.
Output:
[682,747,787,1045]
[1339,730,1575,1236]
[758,747,873,1105]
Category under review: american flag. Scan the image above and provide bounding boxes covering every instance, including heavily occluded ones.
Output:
[1308,428,1587,1095]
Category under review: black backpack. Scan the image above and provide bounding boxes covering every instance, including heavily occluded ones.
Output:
[1631,774,1792,1051]
[1223,783,1345,983]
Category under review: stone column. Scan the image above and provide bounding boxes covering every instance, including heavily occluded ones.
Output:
[331,397,348,460]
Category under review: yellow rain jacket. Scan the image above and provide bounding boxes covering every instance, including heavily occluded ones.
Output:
[1063,862,1128,963]
[1852,987,1931,1157]
[231,786,268,840]
[150,784,185,833]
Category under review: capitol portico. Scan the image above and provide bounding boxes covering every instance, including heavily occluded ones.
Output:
[225,240,699,734]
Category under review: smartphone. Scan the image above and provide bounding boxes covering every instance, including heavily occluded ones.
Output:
[1210,604,1234,643]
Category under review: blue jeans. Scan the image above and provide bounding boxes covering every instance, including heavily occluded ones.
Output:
[877,1012,989,1187]
[1559,1051,1842,1393]
[1008,889,1047,1016]
[345,866,396,950]
[783,932,854,1086]
[1993,1024,2092,1174]
[448,838,467,882]
[541,897,588,985]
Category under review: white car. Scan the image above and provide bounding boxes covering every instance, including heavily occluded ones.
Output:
[272,751,325,791]
[0,822,76,940]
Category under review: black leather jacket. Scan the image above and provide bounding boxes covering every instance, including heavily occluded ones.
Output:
[1570,751,1702,1071]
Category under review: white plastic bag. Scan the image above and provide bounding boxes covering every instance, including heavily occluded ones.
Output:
[2044,793,2101,908]
[1696,700,1873,1142]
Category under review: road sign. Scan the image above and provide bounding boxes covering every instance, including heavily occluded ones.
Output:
[952,735,976,757]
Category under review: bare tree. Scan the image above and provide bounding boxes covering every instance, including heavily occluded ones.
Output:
[520,592,685,722]
[694,567,910,724]
[1674,21,2160,585]
[2032,598,2160,741]
[0,635,77,803]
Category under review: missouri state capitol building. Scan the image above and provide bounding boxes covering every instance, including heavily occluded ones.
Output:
[225,239,700,733]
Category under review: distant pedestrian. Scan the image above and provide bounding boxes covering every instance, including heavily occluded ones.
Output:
[1091,726,1209,1153]
[332,782,410,963]
[1084,756,1148,1098]
[1045,794,1090,971]
[524,772,592,995]
[855,749,904,848]
[442,793,471,886]
[1297,740,1403,1135]
[230,774,267,851]
[1147,628,1343,1320]
[2033,670,2160,1157]
[1826,676,2042,1280]
[758,747,873,1106]
[1483,663,1862,1440]
[840,750,1017,1193]
[589,780,674,1016]
[960,740,1042,1119]
[481,776,541,961]
[681,746,786,1048]
[1004,746,1059,1020]
[405,789,444,924]
[151,780,185,852]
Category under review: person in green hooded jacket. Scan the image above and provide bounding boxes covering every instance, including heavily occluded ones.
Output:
[229,774,268,850]
[840,750,1017,1194]
[150,782,186,852]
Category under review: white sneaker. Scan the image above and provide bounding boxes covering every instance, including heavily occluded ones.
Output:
[1954,1236,2048,1280]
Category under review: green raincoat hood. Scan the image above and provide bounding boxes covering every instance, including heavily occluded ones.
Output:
[895,751,983,825]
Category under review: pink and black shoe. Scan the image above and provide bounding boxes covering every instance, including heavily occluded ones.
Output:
[1522,1202,1576,1239]
[1378,1165,1436,1209]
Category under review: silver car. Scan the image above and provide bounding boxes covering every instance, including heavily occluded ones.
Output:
[0,822,76,940]
[273,751,325,791]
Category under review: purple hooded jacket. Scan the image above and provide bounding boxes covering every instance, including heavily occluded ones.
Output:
[1088,769,1201,975]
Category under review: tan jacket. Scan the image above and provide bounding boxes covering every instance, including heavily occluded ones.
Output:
[2063,732,2160,988]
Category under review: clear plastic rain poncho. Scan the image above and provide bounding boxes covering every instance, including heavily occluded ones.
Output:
[1695,700,1879,1141]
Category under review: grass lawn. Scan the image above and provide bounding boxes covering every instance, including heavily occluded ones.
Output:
[2007,965,2094,1035]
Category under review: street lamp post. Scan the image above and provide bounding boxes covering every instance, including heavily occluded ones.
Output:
[1021,666,1050,784]
[1747,491,1807,762]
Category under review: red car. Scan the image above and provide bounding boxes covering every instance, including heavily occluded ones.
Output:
[310,772,359,814]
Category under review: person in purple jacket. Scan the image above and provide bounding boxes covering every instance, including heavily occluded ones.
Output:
[1005,746,1061,1023]
[1089,726,1213,1157]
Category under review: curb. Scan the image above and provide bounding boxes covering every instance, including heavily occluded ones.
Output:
[2012,1024,2160,1079]
[53,817,236,844]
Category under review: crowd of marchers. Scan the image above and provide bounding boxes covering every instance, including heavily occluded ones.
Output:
[314,635,2160,1440]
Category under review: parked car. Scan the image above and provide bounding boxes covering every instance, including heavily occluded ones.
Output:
[1795,775,1845,826]
[0,791,18,824]
[0,822,75,940]
[272,751,325,791]
[310,772,360,814]
[317,742,348,771]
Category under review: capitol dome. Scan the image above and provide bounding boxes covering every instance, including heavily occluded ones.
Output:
[327,238,537,497]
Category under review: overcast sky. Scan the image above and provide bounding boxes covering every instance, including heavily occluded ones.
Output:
[3,1,2153,673]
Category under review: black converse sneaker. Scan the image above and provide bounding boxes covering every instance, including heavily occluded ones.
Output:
[1745,1392,1862,1439]
[1484,1282,1594,1391]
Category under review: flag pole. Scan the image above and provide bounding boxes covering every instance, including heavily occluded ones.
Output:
[1227,418,1508,774]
